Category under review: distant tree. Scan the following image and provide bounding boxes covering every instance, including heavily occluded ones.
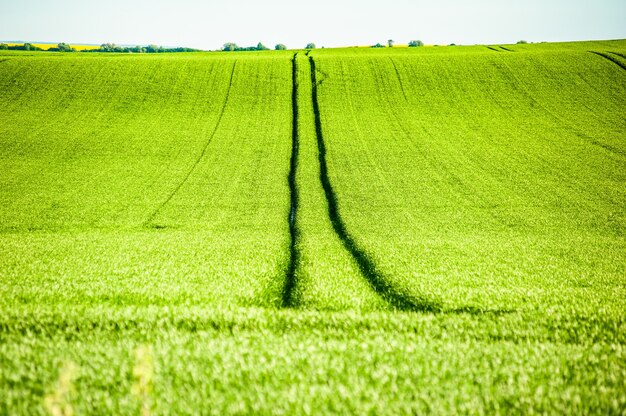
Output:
[408,40,424,47]
[371,43,384,48]
[222,42,238,52]
[0,43,8,50]
[57,43,74,52]
[99,43,124,52]
[275,43,287,50]
[256,42,269,51]
[448,43,456,46]
[131,45,145,53]
[146,44,159,53]
[388,39,394,48]
[305,43,316,49]
[99,43,118,52]
[517,40,528,44]
[23,43,33,51]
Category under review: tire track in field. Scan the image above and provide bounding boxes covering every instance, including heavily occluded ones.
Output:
[609,52,626,61]
[589,51,626,72]
[143,61,238,227]
[308,54,441,312]
[283,53,300,307]
[389,58,408,102]
[486,46,501,52]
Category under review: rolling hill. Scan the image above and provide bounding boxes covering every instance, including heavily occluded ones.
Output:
[1,40,625,414]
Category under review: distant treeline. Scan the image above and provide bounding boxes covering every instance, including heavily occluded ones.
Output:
[0,43,45,51]
[86,43,201,53]
[222,40,427,50]
[222,42,316,52]
[0,42,200,53]
[372,40,425,48]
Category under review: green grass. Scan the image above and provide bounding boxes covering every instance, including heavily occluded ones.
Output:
[312,42,626,314]
[0,52,294,309]
[1,41,625,414]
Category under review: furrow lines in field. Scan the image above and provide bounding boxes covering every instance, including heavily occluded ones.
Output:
[143,60,238,227]
[283,53,300,308]
[589,51,626,72]
[494,56,590,133]
[389,58,408,102]
[608,51,626,62]
[308,55,441,313]
[94,61,203,227]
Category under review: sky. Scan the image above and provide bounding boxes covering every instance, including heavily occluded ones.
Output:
[1,0,624,50]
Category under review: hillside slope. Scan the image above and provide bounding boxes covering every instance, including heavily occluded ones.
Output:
[311,42,626,316]
[0,41,625,414]
[0,53,294,309]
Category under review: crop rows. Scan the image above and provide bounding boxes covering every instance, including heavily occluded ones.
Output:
[309,45,626,316]
[1,40,625,413]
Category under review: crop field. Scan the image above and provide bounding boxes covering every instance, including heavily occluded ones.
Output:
[0,40,625,414]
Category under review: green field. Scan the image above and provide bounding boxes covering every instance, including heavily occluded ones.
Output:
[1,40,625,414]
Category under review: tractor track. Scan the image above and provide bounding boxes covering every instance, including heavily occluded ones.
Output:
[609,52,626,61]
[389,58,408,102]
[283,53,300,307]
[143,61,238,227]
[589,51,626,72]
[308,55,441,312]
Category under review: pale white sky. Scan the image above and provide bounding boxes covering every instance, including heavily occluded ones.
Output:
[1,0,624,49]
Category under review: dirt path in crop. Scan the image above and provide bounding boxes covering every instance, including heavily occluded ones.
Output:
[307,54,440,312]
[589,51,626,72]
[283,53,300,307]
[143,61,238,227]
